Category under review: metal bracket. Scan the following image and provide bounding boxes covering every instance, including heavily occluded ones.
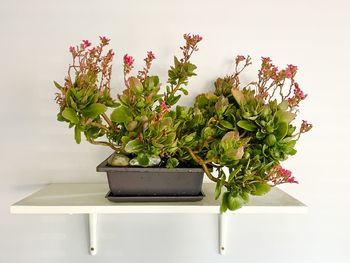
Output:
[87,213,228,256]
[219,213,227,255]
[89,213,97,255]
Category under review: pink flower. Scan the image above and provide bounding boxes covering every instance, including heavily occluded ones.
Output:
[123,54,134,67]
[108,49,115,57]
[275,165,298,184]
[69,46,76,54]
[285,64,298,78]
[285,70,293,78]
[300,120,313,133]
[88,47,97,55]
[161,101,169,112]
[294,86,307,99]
[183,34,203,46]
[235,55,246,63]
[99,36,110,45]
[287,176,298,184]
[147,51,156,60]
[82,40,91,48]
[261,57,272,63]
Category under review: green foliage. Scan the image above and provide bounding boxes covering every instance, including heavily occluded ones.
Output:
[251,182,271,196]
[124,139,143,153]
[54,36,311,212]
[166,158,179,168]
[111,106,133,123]
[137,153,150,167]
[81,103,107,119]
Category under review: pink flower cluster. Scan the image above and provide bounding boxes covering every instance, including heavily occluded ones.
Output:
[99,36,110,45]
[181,34,203,61]
[268,165,298,185]
[300,120,313,134]
[276,165,298,183]
[137,51,156,82]
[235,55,246,63]
[146,51,155,61]
[285,64,298,78]
[293,85,307,99]
[183,34,203,47]
[123,54,134,67]
[287,83,307,107]
[260,57,298,82]
[123,54,134,74]
[64,37,115,96]
[81,40,91,49]
[260,57,279,80]
[69,46,77,57]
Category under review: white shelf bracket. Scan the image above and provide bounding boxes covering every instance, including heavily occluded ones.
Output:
[219,213,227,255]
[89,213,98,255]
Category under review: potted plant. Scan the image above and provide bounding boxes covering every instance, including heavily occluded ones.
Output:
[53,34,312,210]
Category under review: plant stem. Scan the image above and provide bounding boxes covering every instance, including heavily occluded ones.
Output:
[186,148,228,186]
[88,139,119,151]
[101,113,115,130]
[89,122,109,132]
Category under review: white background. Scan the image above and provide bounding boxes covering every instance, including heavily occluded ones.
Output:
[1,0,349,262]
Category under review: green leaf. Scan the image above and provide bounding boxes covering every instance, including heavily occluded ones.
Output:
[220,192,230,213]
[62,107,79,124]
[124,139,143,153]
[240,192,249,203]
[264,134,277,146]
[286,139,297,148]
[228,165,242,183]
[231,88,245,105]
[206,150,216,160]
[144,76,160,90]
[81,103,107,119]
[69,97,78,111]
[180,88,188,95]
[275,110,296,123]
[167,94,181,106]
[215,174,226,200]
[166,158,179,168]
[275,121,288,140]
[251,183,271,196]
[53,81,64,91]
[184,132,196,143]
[74,125,81,144]
[278,100,289,111]
[215,96,229,116]
[256,131,265,140]
[128,77,143,94]
[111,106,133,123]
[137,153,150,167]
[237,120,258,131]
[57,112,66,122]
[220,120,234,129]
[202,127,216,139]
[126,120,138,131]
[227,194,243,211]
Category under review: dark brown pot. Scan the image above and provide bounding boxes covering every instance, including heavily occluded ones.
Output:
[96,155,204,196]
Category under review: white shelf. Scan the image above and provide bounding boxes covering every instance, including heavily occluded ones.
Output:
[10,183,307,255]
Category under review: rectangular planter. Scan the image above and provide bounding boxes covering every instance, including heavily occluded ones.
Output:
[96,155,204,197]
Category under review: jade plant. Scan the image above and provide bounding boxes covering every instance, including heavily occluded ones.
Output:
[176,55,312,211]
[54,34,312,211]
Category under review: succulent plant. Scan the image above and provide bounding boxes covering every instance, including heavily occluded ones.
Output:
[54,35,312,211]
[177,55,312,212]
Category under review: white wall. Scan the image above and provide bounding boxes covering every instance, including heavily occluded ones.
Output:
[1,0,349,262]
